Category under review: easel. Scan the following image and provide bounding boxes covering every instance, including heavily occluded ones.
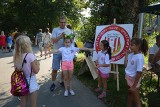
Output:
[78,56,119,91]
[110,64,119,91]
[78,18,120,91]
[110,18,120,91]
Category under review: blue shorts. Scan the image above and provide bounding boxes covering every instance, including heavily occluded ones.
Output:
[52,53,62,71]
[38,42,43,51]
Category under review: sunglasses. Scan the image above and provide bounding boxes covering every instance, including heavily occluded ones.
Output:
[65,42,70,43]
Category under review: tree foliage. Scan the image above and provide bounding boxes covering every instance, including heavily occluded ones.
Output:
[79,0,154,42]
[0,0,86,34]
[0,0,159,41]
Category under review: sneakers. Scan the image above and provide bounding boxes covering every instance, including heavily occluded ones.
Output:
[95,87,102,93]
[69,90,75,96]
[50,83,55,92]
[64,90,68,97]
[98,92,106,99]
[64,90,75,96]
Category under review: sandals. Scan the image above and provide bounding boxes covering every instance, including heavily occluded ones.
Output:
[98,92,106,99]
[95,87,102,93]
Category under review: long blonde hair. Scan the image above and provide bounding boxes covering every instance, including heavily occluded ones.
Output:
[14,35,32,66]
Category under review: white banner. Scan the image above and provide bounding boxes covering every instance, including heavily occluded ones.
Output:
[93,24,133,64]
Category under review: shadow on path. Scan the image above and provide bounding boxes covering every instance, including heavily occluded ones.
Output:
[0,46,107,107]
[0,46,39,58]
[2,76,107,107]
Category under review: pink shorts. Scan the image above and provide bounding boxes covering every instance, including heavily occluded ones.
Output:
[125,75,141,88]
[98,70,109,79]
[62,61,74,71]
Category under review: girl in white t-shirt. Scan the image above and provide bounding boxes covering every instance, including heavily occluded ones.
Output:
[124,38,148,107]
[95,40,111,99]
[14,35,40,107]
[49,36,92,97]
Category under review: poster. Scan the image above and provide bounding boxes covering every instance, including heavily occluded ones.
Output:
[93,24,133,64]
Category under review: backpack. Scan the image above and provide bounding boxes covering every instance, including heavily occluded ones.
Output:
[10,53,32,96]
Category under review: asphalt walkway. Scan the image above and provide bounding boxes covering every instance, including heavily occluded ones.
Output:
[0,46,107,107]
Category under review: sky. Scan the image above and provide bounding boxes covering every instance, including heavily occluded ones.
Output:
[81,8,91,17]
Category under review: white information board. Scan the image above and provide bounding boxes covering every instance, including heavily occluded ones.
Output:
[93,24,133,64]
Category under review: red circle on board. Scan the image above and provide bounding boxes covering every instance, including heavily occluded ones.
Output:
[95,25,130,62]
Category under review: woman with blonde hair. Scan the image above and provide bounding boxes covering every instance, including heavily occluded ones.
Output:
[14,35,40,107]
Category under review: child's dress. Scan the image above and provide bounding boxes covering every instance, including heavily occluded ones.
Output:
[43,33,52,48]
[0,35,6,47]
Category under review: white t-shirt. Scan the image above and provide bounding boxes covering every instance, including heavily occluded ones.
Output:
[59,46,79,61]
[15,53,36,77]
[14,53,39,93]
[149,47,154,54]
[22,53,36,78]
[22,53,39,93]
[96,51,110,74]
[148,47,154,69]
[51,27,72,53]
[153,43,160,65]
[125,52,144,77]
[153,43,159,54]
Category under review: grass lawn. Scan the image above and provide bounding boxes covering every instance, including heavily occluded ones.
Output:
[74,53,160,107]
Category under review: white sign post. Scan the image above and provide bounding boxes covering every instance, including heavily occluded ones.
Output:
[93,24,133,91]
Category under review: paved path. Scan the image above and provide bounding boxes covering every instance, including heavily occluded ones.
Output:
[0,46,107,107]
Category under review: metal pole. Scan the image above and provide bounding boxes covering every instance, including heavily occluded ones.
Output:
[116,64,119,91]
[137,13,144,38]
[113,18,116,24]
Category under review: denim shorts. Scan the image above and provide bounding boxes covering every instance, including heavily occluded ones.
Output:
[52,53,62,70]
